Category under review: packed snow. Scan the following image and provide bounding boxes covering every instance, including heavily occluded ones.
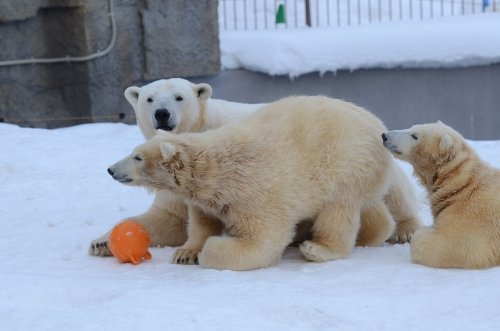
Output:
[221,13,500,77]
[1,122,500,330]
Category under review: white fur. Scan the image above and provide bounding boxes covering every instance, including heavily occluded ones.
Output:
[110,96,397,270]
[124,79,264,140]
[89,79,421,258]
[160,142,177,160]
[384,121,500,269]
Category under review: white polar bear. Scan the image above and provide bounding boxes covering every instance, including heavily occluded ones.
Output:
[108,96,397,270]
[89,78,421,257]
[126,78,264,141]
[383,121,500,269]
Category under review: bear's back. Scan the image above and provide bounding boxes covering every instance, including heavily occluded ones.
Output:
[244,96,385,140]
[216,96,392,203]
[177,96,393,222]
[232,96,388,167]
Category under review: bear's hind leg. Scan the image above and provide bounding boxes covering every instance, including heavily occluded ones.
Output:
[300,200,361,262]
[357,199,396,247]
[411,226,495,269]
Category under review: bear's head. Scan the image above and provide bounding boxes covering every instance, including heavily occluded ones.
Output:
[107,131,195,195]
[124,78,212,140]
[382,121,466,186]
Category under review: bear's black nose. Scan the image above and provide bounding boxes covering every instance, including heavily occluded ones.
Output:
[155,109,170,122]
[107,168,114,176]
[381,133,387,142]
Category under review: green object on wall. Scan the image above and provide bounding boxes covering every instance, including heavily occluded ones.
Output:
[276,4,285,24]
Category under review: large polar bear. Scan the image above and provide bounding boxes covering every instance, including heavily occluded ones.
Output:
[108,96,398,270]
[89,78,421,257]
[383,121,500,269]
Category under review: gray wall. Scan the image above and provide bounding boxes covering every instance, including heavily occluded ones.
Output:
[0,0,220,128]
[192,65,500,140]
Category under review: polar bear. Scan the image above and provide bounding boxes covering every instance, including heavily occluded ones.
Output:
[124,78,264,141]
[89,78,421,257]
[382,121,500,269]
[89,79,265,256]
[108,96,398,270]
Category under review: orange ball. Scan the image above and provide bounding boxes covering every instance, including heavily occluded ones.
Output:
[109,221,152,265]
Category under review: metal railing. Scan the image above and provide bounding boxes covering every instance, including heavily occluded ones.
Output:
[219,0,499,30]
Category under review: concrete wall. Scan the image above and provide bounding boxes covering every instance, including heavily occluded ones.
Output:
[0,0,220,128]
[192,65,500,140]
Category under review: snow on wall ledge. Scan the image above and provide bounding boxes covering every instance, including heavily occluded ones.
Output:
[220,13,500,78]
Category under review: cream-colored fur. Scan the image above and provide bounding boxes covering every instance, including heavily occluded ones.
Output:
[89,79,264,256]
[89,78,421,257]
[108,96,397,270]
[383,121,500,269]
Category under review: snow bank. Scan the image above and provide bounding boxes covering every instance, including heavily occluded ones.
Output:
[221,13,500,77]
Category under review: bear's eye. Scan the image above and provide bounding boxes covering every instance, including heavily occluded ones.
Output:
[411,134,418,140]
[147,97,153,103]
[133,155,143,161]
[175,96,183,102]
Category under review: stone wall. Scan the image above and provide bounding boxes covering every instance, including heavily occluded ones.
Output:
[0,0,220,128]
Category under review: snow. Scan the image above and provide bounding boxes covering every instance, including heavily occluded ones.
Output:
[220,13,500,77]
[1,122,500,330]
[219,0,495,30]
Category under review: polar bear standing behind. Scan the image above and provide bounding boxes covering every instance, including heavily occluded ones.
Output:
[383,121,500,269]
[89,78,421,257]
[108,96,396,270]
[127,78,263,141]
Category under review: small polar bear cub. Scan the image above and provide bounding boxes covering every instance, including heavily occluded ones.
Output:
[109,96,396,271]
[383,121,500,269]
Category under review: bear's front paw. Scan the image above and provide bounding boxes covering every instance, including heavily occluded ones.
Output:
[88,240,112,257]
[387,222,420,244]
[299,240,347,263]
[171,248,199,265]
[387,230,412,244]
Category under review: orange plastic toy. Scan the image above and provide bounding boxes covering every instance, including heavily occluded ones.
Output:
[109,221,152,265]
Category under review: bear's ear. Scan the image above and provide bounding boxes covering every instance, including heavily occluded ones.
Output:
[193,83,212,101]
[124,86,141,107]
[439,133,453,152]
[160,142,177,160]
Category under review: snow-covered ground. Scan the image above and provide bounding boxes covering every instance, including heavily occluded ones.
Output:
[221,13,500,77]
[1,122,500,330]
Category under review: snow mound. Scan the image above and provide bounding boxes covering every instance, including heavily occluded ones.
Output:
[221,13,500,77]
